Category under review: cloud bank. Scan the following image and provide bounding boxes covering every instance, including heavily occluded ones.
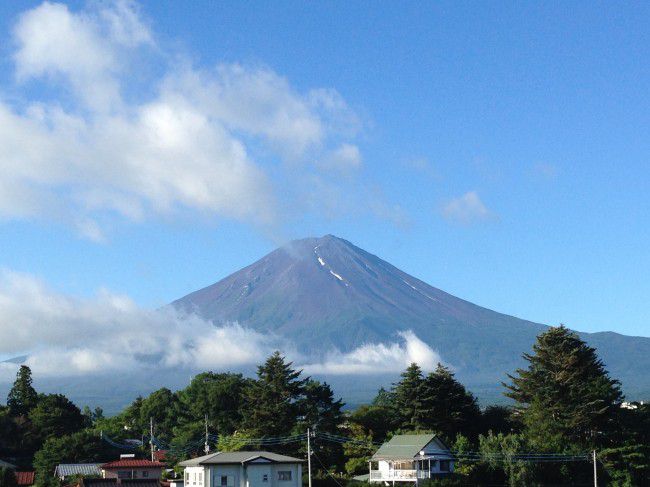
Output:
[0,270,281,380]
[0,1,395,241]
[0,271,443,382]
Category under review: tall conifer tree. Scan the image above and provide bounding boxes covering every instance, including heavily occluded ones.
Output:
[505,325,622,450]
[242,352,307,437]
[392,363,424,430]
[7,366,38,417]
[420,363,481,442]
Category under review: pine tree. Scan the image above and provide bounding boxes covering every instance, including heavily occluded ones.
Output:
[242,351,307,438]
[298,380,345,469]
[419,363,481,442]
[392,363,424,430]
[299,380,344,434]
[7,366,38,417]
[504,325,623,450]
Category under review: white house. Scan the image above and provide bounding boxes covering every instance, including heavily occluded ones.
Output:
[179,452,302,487]
[369,434,454,484]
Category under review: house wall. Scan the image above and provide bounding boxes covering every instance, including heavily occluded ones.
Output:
[207,465,243,487]
[377,461,391,477]
[103,468,162,480]
[199,463,300,487]
[185,466,208,487]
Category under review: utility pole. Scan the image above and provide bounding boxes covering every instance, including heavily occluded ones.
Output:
[593,450,598,487]
[204,414,210,454]
[150,417,155,462]
[307,428,312,487]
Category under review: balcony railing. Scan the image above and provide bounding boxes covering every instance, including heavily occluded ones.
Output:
[370,470,429,481]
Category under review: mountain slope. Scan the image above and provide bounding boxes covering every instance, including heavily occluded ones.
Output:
[173,235,650,399]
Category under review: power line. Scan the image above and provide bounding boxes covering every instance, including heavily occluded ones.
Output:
[310,449,345,487]
[102,430,589,464]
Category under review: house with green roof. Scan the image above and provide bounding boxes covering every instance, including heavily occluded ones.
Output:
[179,451,302,487]
[368,434,454,484]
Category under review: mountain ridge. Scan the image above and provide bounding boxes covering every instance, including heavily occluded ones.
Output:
[173,235,650,399]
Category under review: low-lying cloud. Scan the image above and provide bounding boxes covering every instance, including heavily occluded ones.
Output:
[0,270,281,380]
[0,271,443,382]
[301,330,443,375]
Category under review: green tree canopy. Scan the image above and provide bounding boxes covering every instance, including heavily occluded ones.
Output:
[392,363,424,430]
[298,380,344,434]
[419,364,481,442]
[33,430,120,487]
[504,325,623,450]
[139,388,180,441]
[7,366,38,417]
[242,351,307,437]
[28,394,85,445]
[178,372,249,435]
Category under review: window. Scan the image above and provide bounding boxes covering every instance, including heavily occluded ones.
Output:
[185,472,190,483]
[278,471,292,481]
[193,472,197,485]
[142,471,149,478]
[198,473,203,485]
[117,471,132,479]
[262,475,268,482]
[220,475,234,487]
[439,461,450,472]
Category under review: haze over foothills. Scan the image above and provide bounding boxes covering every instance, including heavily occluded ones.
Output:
[1,1,650,405]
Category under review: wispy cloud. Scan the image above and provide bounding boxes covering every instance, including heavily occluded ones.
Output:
[441,191,496,224]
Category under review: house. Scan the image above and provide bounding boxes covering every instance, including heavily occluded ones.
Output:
[368,434,454,484]
[55,464,103,481]
[100,456,165,482]
[179,451,303,487]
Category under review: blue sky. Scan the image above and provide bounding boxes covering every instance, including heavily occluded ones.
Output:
[0,0,649,361]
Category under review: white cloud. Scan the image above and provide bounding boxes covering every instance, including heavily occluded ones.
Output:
[300,330,444,375]
[0,1,379,240]
[319,143,362,172]
[442,191,495,224]
[0,270,281,380]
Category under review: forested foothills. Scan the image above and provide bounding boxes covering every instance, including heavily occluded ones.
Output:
[1,327,648,486]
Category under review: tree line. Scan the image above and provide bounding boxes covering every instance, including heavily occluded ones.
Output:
[0,325,648,486]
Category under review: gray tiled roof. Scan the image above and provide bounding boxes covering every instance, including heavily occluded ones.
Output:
[179,452,302,467]
[55,464,102,478]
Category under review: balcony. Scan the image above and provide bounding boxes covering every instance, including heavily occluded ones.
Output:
[370,470,428,482]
